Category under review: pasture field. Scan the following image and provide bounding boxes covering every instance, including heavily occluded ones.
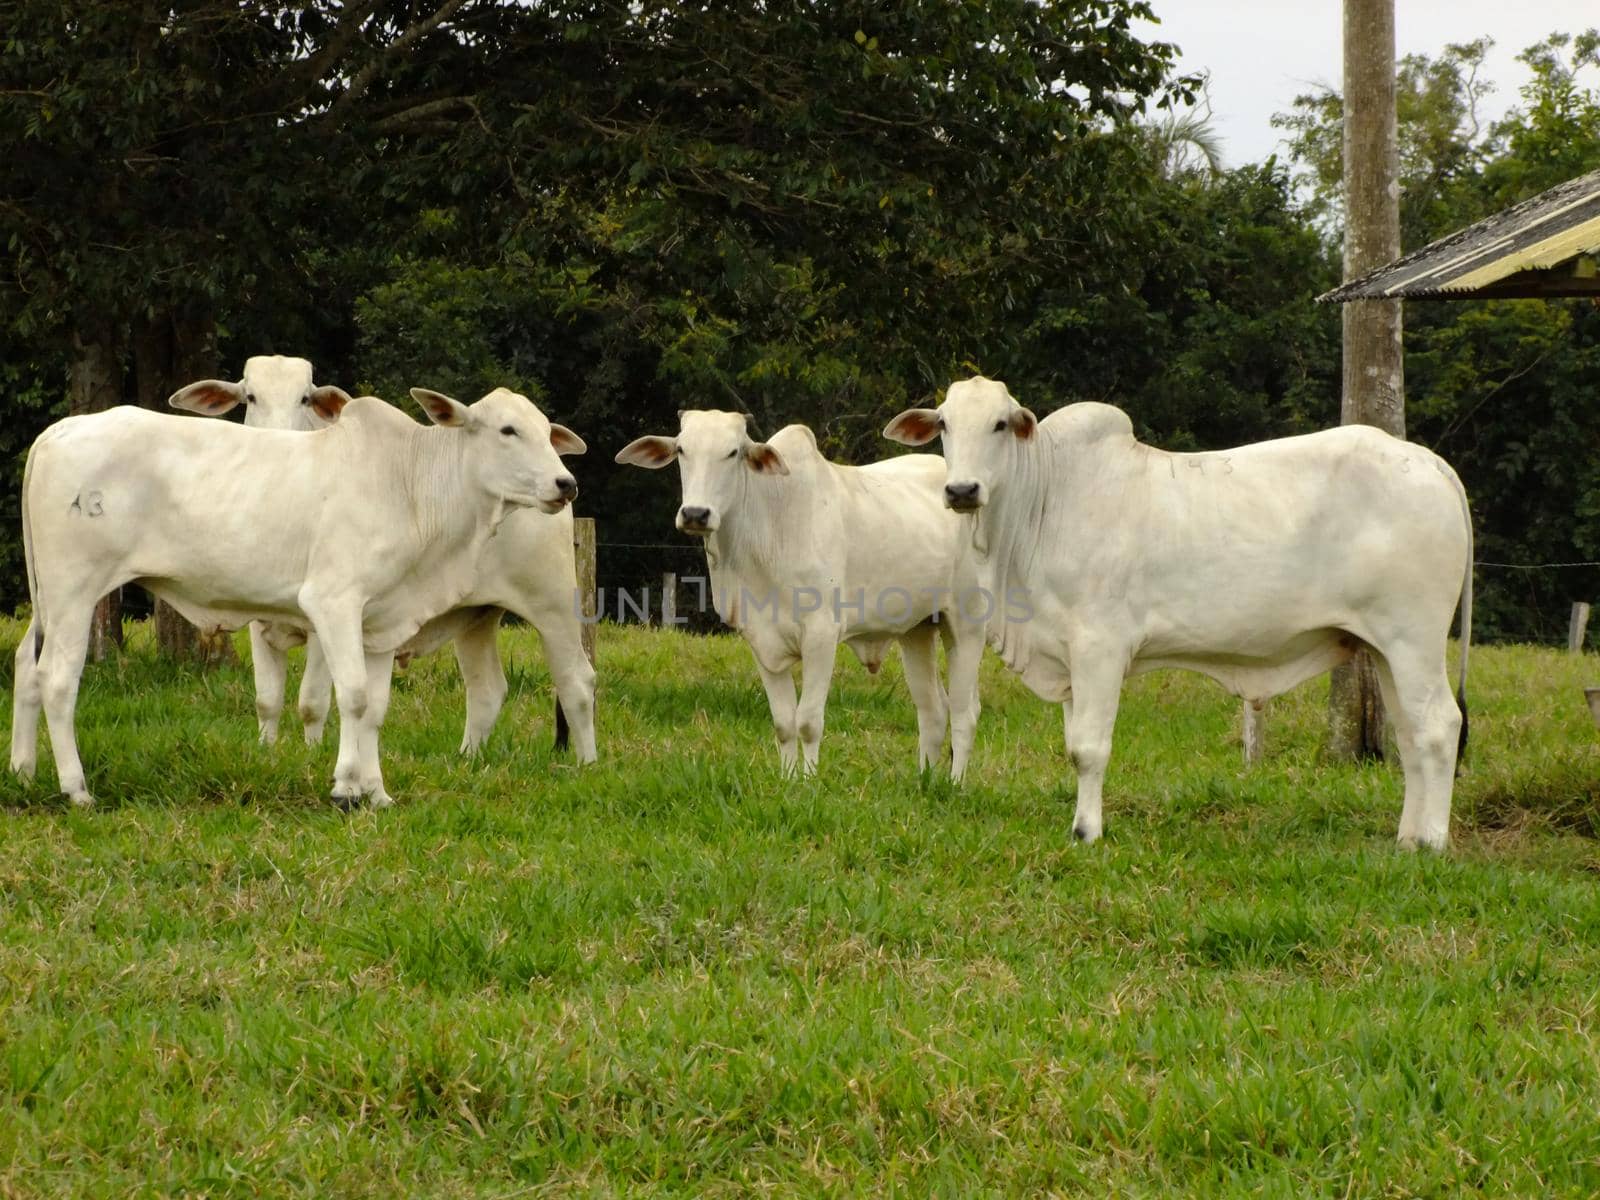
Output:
[3,616,1600,1197]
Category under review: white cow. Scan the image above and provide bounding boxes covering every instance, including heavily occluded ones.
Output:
[11,387,583,809]
[616,410,984,777]
[886,376,1473,850]
[168,356,596,763]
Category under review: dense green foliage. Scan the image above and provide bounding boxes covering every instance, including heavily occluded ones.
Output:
[5,621,1600,1193]
[2,7,1600,638]
[1277,33,1600,639]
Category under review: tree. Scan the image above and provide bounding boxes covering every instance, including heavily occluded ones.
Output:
[0,0,491,654]
[474,1,1197,420]
[1276,28,1600,642]
[342,1,1201,589]
[1144,87,1227,181]
[1274,37,1498,242]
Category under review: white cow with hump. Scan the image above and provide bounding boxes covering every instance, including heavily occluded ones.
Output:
[616,410,984,778]
[886,376,1474,850]
[11,387,582,808]
[168,356,596,764]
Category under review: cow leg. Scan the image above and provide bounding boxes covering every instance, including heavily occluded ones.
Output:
[753,652,799,774]
[943,621,983,783]
[1063,655,1125,844]
[10,619,42,780]
[795,631,839,775]
[355,650,396,808]
[298,599,370,808]
[248,622,289,745]
[536,612,597,765]
[453,610,508,754]
[1371,643,1459,852]
[898,622,949,773]
[297,634,333,745]
[37,602,96,806]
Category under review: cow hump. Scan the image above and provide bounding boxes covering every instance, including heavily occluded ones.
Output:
[1045,401,1135,447]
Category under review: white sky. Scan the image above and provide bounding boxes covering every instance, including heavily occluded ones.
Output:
[1136,1,1600,168]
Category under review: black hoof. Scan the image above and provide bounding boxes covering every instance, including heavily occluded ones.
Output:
[331,793,361,813]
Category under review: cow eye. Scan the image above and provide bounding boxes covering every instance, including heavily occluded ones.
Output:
[500,425,518,437]
[301,394,311,406]
[725,449,738,460]
[245,392,255,405]
[992,419,1007,432]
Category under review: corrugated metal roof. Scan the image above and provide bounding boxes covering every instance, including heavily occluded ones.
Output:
[1319,167,1600,301]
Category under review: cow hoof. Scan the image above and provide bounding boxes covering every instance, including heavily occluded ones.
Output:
[11,760,35,781]
[1072,823,1102,844]
[331,791,361,813]
[67,790,95,809]
[368,790,395,810]
[1396,832,1448,853]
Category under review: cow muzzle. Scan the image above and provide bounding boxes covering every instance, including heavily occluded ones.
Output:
[533,475,578,514]
[677,505,717,535]
[943,481,984,512]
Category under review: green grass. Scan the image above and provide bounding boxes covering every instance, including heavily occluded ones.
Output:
[4,617,1600,1196]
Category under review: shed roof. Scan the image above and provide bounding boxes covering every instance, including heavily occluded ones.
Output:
[1319,167,1600,302]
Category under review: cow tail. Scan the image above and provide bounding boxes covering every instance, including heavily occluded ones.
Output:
[1452,469,1473,762]
[20,441,43,664]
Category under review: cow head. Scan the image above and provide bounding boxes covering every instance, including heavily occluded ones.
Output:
[883,376,1035,512]
[613,409,787,535]
[168,355,352,429]
[411,386,586,515]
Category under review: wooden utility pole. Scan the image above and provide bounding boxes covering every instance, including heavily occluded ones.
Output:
[1329,0,1403,760]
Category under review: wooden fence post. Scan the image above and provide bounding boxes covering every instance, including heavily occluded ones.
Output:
[574,517,597,661]
[1570,602,1591,654]
[556,517,597,746]
[662,572,677,627]
[1243,699,1267,766]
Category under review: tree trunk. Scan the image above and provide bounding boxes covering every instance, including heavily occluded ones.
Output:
[1329,0,1402,761]
[134,310,236,666]
[68,322,125,661]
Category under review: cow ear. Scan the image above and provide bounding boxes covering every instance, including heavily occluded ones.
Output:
[883,407,941,446]
[308,385,352,422]
[615,435,678,468]
[411,387,471,428]
[744,441,788,476]
[550,423,587,456]
[1010,407,1037,440]
[169,378,243,416]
